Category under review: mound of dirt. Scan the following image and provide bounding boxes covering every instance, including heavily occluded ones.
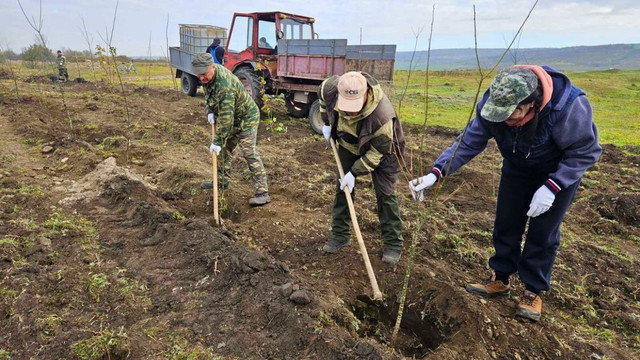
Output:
[591,194,640,226]
[61,157,161,208]
[0,68,11,79]
[56,156,393,359]
[23,74,57,83]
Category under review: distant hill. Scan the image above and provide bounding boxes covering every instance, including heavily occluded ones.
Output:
[395,44,640,71]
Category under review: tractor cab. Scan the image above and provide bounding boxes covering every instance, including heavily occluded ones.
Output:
[224,12,316,72]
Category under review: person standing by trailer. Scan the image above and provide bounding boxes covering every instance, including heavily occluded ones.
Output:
[206,38,224,65]
[409,65,602,321]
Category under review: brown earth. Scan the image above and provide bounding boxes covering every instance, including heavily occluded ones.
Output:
[0,79,639,359]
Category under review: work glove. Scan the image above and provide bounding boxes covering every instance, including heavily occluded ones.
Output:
[322,125,331,142]
[527,185,555,217]
[339,172,355,194]
[209,143,221,156]
[207,113,215,125]
[408,173,438,202]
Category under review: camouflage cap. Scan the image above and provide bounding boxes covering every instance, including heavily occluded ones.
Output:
[192,53,214,74]
[480,67,538,122]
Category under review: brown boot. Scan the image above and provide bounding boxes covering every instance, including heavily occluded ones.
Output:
[516,290,542,321]
[465,275,510,298]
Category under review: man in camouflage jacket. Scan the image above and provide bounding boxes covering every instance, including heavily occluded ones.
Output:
[192,53,270,206]
[56,50,69,82]
[319,71,406,264]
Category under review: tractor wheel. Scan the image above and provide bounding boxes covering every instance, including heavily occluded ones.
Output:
[284,92,311,118]
[181,73,198,96]
[234,67,264,109]
[308,99,324,134]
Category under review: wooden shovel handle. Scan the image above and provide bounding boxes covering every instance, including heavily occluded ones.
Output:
[212,123,220,225]
[329,139,383,300]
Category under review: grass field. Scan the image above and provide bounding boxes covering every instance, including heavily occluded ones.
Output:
[392,69,640,146]
[3,60,639,145]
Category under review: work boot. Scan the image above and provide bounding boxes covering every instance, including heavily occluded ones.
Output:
[322,238,351,253]
[465,275,511,298]
[382,247,401,265]
[249,192,271,206]
[516,290,542,321]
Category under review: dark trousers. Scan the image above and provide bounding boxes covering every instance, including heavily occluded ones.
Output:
[489,163,580,293]
[331,146,403,250]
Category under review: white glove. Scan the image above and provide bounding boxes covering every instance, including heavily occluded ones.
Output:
[339,172,355,193]
[207,113,215,125]
[527,185,555,217]
[209,143,221,156]
[322,125,331,141]
[408,173,438,202]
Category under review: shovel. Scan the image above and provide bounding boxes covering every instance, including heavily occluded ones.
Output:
[329,138,383,301]
[211,123,220,226]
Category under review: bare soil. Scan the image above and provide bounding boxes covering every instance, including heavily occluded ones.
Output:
[1,80,639,359]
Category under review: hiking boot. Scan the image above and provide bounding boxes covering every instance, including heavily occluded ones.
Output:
[249,193,271,206]
[322,238,351,253]
[516,290,542,321]
[382,247,401,265]
[465,275,511,298]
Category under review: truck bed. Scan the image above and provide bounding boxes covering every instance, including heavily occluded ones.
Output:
[169,47,197,76]
[276,39,396,82]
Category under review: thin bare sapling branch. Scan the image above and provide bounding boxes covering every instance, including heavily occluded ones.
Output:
[17,0,73,128]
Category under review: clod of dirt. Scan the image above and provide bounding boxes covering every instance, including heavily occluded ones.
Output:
[290,289,313,305]
[85,103,99,111]
[591,194,640,226]
[280,282,297,297]
[242,250,269,273]
[354,341,382,360]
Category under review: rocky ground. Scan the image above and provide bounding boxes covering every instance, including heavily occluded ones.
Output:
[1,78,639,359]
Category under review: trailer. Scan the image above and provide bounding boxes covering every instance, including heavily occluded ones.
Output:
[169,12,396,134]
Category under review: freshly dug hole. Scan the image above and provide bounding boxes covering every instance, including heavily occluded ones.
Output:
[351,290,458,358]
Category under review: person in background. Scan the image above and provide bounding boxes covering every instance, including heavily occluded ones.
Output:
[409,66,602,321]
[206,38,224,64]
[192,53,270,206]
[319,71,406,265]
[56,50,69,82]
[258,37,272,49]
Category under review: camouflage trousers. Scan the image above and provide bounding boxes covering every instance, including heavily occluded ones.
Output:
[58,68,69,81]
[218,109,268,195]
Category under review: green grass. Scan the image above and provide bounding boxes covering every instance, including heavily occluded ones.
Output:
[3,61,638,145]
[391,69,640,146]
[71,328,129,360]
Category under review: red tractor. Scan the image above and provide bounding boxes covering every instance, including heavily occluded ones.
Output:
[170,11,395,133]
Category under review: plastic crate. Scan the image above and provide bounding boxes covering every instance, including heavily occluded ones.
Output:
[179,24,227,54]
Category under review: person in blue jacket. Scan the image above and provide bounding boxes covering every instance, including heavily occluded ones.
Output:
[409,65,602,321]
[206,38,224,64]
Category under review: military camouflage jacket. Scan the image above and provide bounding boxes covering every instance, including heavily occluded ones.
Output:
[203,64,259,145]
[57,55,66,70]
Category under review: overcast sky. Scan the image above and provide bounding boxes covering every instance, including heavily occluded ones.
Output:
[1,0,639,56]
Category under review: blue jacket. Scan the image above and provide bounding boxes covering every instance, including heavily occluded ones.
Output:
[431,66,602,194]
[209,45,223,64]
